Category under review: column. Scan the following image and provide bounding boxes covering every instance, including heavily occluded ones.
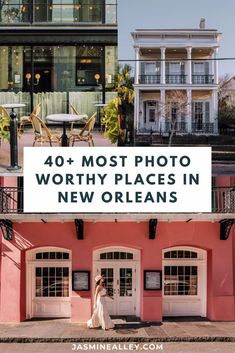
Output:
[212,90,218,134]
[134,87,140,133]
[160,47,166,84]
[213,47,219,85]
[187,47,192,84]
[135,47,140,84]
[160,89,166,132]
[187,89,192,133]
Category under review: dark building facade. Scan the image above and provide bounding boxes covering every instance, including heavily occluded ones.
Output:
[0,0,117,119]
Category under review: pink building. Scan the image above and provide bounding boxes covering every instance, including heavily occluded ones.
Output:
[0,176,235,323]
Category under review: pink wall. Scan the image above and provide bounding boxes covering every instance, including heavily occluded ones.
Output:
[1,221,234,323]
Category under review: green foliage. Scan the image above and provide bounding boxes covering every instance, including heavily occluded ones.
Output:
[218,100,235,127]
[102,64,134,144]
[0,114,10,142]
[102,97,119,144]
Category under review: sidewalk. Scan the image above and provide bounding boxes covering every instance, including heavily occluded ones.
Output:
[0,318,235,343]
[0,128,115,174]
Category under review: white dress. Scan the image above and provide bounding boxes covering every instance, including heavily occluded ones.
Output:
[87,287,114,330]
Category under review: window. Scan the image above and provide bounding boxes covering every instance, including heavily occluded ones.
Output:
[164,265,198,296]
[100,252,133,260]
[164,250,198,259]
[35,251,70,260]
[35,266,69,297]
[193,63,205,75]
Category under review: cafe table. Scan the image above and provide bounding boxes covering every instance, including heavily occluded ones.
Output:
[1,103,26,112]
[46,113,88,147]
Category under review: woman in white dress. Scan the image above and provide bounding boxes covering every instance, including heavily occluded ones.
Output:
[87,274,114,330]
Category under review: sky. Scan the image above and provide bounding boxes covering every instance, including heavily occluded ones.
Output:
[117,0,235,75]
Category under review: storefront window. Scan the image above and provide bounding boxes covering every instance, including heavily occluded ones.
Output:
[0,44,116,119]
[0,1,117,24]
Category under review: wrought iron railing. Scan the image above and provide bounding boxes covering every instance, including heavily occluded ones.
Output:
[139,75,161,84]
[212,187,235,213]
[0,187,235,214]
[0,187,23,213]
[192,75,214,84]
[192,122,215,134]
[166,75,187,84]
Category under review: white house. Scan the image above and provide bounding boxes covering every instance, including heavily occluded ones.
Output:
[131,21,221,139]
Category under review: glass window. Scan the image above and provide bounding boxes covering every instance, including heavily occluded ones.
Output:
[99,252,133,260]
[164,250,198,259]
[35,266,69,297]
[35,251,70,260]
[164,265,198,296]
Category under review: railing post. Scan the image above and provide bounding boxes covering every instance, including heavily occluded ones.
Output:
[7,111,21,171]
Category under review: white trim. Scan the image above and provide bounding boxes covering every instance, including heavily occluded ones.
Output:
[93,246,140,317]
[162,246,207,317]
[26,247,72,319]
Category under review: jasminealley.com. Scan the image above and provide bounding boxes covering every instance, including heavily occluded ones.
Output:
[71,343,164,351]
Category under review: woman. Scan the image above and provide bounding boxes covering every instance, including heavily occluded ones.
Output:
[87,274,114,330]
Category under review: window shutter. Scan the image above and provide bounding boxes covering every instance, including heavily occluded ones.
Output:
[180,62,185,75]
[205,102,210,123]
[205,62,209,75]
[141,62,145,75]
[165,62,170,75]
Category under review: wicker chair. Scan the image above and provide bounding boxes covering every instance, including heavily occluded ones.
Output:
[30,113,61,146]
[19,102,41,134]
[0,106,10,145]
[69,112,97,147]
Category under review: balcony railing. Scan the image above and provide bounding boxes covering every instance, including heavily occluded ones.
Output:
[139,75,161,84]
[192,75,214,84]
[166,75,187,84]
[212,187,235,213]
[0,187,23,214]
[192,122,215,134]
[1,187,234,214]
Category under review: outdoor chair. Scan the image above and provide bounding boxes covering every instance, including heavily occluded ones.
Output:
[30,113,61,146]
[0,106,10,145]
[70,103,88,131]
[69,112,97,146]
[19,102,41,134]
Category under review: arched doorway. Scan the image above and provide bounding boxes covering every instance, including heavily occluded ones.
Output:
[93,247,140,317]
[26,247,72,319]
[162,246,207,317]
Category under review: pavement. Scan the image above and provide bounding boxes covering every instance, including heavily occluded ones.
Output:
[0,128,115,174]
[0,318,235,343]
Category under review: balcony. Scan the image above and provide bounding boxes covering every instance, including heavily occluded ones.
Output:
[166,75,187,84]
[139,75,160,84]
[0,187,234,214]
[192,75,214,84]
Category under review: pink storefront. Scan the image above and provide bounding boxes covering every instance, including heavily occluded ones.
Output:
[0,176,235,323]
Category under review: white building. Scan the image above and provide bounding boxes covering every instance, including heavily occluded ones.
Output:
[131,22,221,139]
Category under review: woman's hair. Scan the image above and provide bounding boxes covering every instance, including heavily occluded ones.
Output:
[95,279,102,288]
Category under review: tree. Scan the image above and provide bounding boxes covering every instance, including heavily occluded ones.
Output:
[102,64,134,145]
[218,75,235,128]
[159,90,189,146]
